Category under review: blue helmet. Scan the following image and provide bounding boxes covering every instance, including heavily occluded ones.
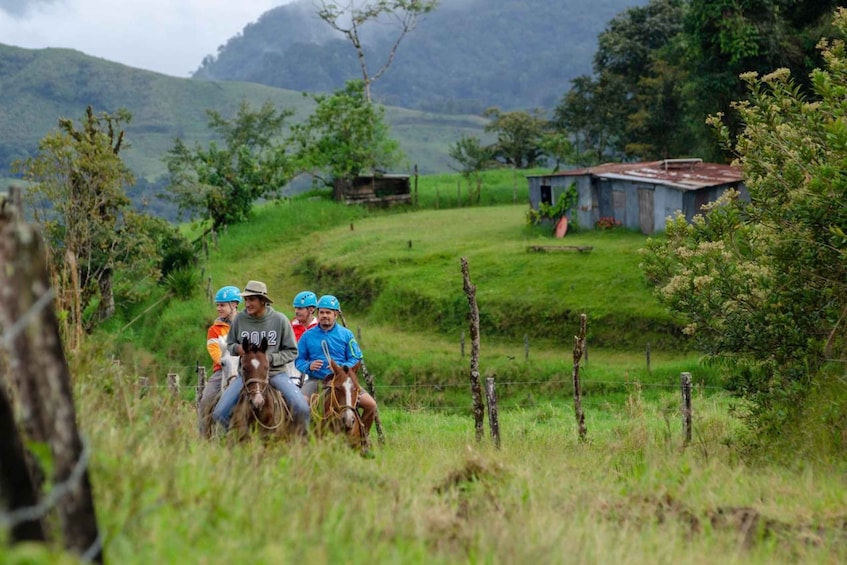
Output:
[293,291,318,308]
[215,285,242,304]
[316,294,341,311]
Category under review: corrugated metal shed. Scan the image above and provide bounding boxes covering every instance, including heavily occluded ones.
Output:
[548,159,742,191]
[526,158,747,234]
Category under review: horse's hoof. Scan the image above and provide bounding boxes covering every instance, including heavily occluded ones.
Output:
[360,449,376,459]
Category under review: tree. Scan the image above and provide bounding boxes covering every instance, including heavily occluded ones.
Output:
[291,80,404,190]
[316,0,440,102]
[682,0,840,160]
[14,106,161,343]
[552,74,630,165]
[552,0,686,162]
[448,134,493,203]
[482,108,547,169]
[164,101,295,231]
[640,9,847,440]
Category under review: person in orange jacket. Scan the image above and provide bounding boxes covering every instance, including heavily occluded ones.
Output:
[198,285,241,438]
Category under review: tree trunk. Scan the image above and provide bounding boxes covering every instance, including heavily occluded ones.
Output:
[95,267,115,325]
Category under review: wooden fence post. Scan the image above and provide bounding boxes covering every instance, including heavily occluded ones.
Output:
[646,342,651,374]
[572,314,588,441]
[0,188,102,562]
[137,376,150,397]
[681,372,692,445]
[524,334,529,362]
[413,163,419,207]
[485,376,501,449]
[461,257,484,443]
[0,380,46,544]
[167,373,180,399]
[195,365,206,413]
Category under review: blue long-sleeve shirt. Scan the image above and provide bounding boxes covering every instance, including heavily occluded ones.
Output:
[295,322,363,381]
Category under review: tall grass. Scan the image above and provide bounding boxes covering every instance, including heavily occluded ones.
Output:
[8,347,845,564]
[7,172,847,563]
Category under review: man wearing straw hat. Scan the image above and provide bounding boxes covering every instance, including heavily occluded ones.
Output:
[212,280,310,435]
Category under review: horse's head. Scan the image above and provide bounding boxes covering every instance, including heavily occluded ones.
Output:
[241,336,270,410]
[325,359,362,432]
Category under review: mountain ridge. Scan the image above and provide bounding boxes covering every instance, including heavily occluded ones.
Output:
[193,0,646,113]
[0,41,489,216]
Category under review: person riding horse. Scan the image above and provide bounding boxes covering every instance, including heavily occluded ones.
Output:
[295,295,378,442]
[197,285,241,438]
[212,280,310,436]
[286,290,318,387]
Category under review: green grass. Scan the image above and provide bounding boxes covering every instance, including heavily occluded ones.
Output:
[8,172,847,563]
[101,188,690,393]
[7,356,844,564]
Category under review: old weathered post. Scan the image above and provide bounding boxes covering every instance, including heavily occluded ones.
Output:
[413,163,419,207]
[195,364,206,414]
[572,313,588,441]
[167,373,180,399]
[680,372,692,445]
[0,379,46,544]
[485,376,501,449]
[461,257,484,443]
[646,342,651,374]
[0,187,103,562]
[338,311,384,445]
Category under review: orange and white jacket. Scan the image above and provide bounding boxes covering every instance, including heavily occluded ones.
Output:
[206,317,231,373]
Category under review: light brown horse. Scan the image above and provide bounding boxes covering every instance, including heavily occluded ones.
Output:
[312,359,368,451]
[229,336,293,441]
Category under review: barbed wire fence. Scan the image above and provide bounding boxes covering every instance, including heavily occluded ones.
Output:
[0,187,103,563]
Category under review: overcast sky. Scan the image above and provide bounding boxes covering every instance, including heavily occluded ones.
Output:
[0,0,294,77]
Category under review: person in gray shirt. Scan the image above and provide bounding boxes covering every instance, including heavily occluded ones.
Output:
[212,280,310,436]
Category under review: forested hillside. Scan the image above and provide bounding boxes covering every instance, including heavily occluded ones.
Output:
[0,43,489,215]
[192,0,645,113]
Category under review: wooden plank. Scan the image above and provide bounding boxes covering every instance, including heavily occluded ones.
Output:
[527,245,593,253]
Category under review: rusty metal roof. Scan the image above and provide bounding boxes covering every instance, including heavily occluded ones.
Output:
[529,159,743,191]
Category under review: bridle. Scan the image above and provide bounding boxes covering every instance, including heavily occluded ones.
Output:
[321,340,361,429]
[241,350,288,431]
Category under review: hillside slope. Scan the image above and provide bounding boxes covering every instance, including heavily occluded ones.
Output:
[193,0,646,113]
[0,43,489,199]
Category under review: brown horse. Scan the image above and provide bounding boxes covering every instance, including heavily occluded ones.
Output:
[229,336,293,441]
[312,359,368,451]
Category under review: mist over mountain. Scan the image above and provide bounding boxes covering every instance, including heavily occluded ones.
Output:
[193,0,645,114]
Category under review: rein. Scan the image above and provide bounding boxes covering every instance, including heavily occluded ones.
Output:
[320,338,361,424]
[242,361,288,431]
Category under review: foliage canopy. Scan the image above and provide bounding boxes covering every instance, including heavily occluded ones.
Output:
[640,10,847,437]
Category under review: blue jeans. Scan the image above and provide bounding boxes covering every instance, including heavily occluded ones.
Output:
[212,372,310,432]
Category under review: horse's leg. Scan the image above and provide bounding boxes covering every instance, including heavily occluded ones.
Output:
[197,372,223,438]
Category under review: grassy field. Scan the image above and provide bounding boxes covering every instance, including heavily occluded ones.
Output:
[6,359,846,564]
[6,172,847,563]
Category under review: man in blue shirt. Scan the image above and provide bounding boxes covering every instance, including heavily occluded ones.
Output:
[296,295,378,440]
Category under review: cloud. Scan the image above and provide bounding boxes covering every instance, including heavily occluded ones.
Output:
[0,0,287,76]
[0,0,58,17]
